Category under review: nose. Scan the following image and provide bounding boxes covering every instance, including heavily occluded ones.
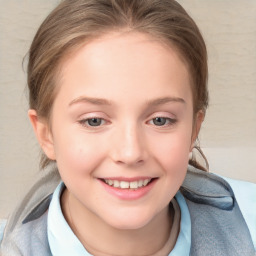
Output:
[110,125,148,166]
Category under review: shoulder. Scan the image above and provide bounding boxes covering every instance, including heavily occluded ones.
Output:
[182,167,256,254]
[0,219,7,244]
[0,169,60,255]
[0,212,51,256]
[221,176,256,250]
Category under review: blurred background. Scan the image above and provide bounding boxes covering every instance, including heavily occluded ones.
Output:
[0,0,255,218]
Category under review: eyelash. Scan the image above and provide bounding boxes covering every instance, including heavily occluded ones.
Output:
[78,117,107,128]
[148,117,177,127]
[78,116,177,128]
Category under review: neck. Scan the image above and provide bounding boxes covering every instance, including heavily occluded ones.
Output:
[61,189,174,256]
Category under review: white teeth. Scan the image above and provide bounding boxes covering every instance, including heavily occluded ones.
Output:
[120,181,129,189]
[113,180,119,188]
[138,180,143,187]
[130,181,139,189]
[143,179,150,186]
[104,178,152,189]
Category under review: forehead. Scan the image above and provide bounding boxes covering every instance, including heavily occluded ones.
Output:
[56,31,192,107]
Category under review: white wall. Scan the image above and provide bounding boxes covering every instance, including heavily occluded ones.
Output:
[0,0,255,218]
[178,0,256,180]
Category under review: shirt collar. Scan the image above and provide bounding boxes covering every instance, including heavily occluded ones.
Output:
[47,182,191,256]
[170,191,191,256]
[48,183,91,256]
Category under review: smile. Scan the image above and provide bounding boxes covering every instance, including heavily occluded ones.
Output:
[103,179,151,189]
[99,177,157,200]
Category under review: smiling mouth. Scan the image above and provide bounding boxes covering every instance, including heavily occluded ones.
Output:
[101,178,156,190]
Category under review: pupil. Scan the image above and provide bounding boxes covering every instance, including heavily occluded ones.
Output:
[88,118,101,126]
[153,117,166,126]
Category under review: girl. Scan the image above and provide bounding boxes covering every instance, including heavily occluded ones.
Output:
[0,0,255,255]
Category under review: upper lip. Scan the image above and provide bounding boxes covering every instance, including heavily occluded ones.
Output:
[98,176,156,182]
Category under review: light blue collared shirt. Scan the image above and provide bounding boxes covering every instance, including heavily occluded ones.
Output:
[47,184,191,256]
[46,178,256,255]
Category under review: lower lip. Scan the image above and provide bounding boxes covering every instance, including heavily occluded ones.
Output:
[99,179,157,200]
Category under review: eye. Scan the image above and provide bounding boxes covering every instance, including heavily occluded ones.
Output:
[79,118,106,127]
[150,117,176,126]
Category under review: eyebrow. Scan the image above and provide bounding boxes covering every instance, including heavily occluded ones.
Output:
[146,96,186,107]
[69,96,185,107]
[69,96,112,106]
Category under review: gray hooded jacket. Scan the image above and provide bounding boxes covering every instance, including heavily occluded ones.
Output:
[0,166,255,256]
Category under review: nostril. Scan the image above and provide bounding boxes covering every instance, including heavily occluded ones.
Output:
[115,159,144,165]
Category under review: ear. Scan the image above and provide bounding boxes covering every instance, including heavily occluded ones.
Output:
[190,110,205,152]
[28,109,56,160]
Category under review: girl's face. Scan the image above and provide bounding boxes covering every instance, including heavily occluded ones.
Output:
[35,32,202,229]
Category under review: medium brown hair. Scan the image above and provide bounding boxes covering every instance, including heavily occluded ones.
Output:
[27,0,208,169]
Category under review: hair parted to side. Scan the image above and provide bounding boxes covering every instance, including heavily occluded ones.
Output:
[27,0,208,170]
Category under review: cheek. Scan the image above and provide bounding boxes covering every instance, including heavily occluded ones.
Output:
[151,130,191,156]
[52,125,106,177]
[148,129,192,174]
